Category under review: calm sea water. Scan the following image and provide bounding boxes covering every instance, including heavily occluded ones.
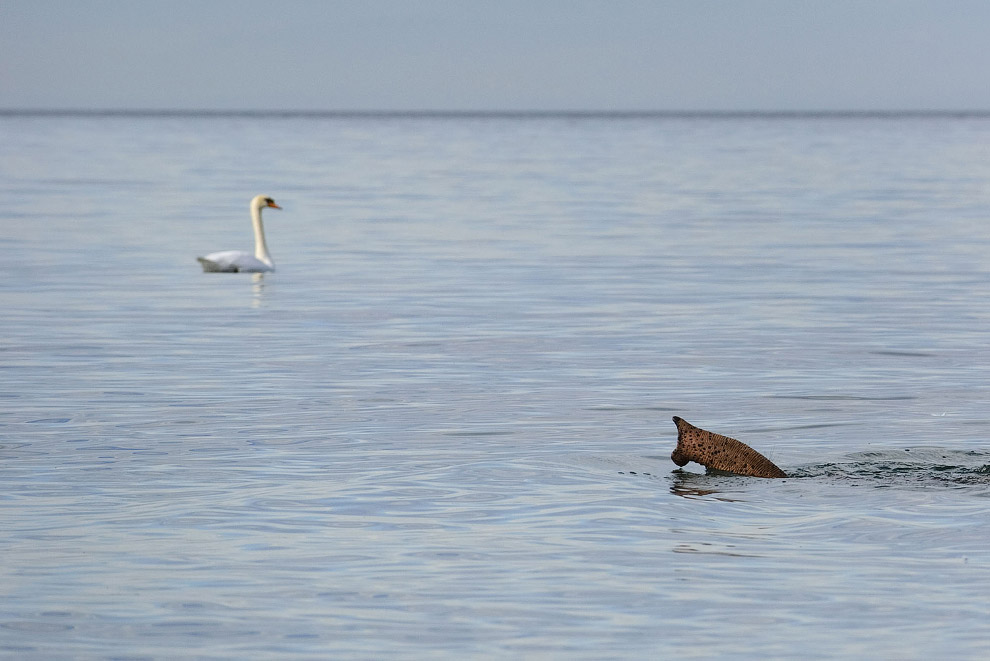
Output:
[3,112,990,659]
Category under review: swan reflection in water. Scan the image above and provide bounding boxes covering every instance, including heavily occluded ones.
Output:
[251,273,265,308]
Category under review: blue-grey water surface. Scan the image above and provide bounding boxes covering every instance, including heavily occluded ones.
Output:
[3,112,990,658]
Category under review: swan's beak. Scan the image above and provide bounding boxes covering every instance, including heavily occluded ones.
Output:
[267,201,282,209]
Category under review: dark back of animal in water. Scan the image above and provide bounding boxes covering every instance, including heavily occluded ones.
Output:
[671,416,787,478]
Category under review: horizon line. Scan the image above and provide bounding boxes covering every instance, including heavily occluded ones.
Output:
[4,108,990,119]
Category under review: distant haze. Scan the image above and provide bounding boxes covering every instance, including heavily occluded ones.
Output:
[3,0,990,111]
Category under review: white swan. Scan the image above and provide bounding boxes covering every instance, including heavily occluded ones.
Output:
[197,195,282,272]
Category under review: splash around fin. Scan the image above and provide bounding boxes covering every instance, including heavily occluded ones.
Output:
[671,416,787,478]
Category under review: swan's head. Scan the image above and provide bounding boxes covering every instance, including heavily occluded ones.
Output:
[252,194,282,211]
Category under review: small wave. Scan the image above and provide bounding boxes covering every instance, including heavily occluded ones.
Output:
[787,448,990,487]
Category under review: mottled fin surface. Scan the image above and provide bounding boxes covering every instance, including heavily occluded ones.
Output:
[671,416,787,478]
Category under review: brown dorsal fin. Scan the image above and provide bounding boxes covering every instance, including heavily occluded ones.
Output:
[671,416,786,478]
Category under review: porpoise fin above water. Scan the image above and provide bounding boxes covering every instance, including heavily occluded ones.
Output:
[671,416,787,478]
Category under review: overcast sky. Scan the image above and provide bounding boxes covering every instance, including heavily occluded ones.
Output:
[4,0,990,111]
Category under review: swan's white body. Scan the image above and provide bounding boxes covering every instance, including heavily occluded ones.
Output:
[198,195,281,273]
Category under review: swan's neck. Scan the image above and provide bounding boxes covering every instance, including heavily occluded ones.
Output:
[251,204,273,267]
